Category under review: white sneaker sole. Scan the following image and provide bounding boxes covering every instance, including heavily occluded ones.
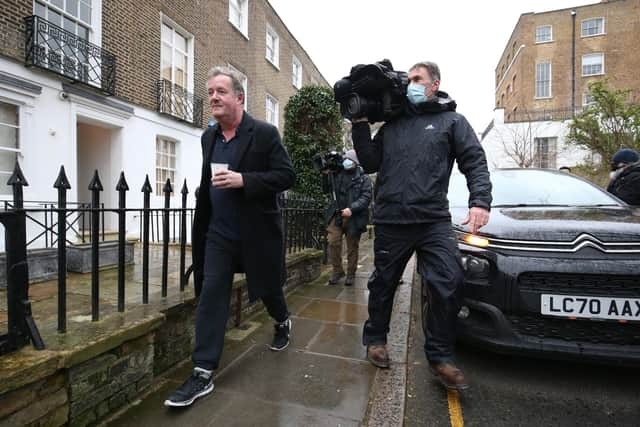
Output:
[163,382,214,407]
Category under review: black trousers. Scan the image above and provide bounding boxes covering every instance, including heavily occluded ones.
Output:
[362,222,464,364]
[192,232,289,370]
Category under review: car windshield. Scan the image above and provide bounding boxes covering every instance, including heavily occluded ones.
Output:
[448,169,621,208]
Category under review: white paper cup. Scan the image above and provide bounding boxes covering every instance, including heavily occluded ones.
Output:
[211,163,229,175]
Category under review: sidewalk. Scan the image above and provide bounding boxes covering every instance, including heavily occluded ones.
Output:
[104,237,414,427]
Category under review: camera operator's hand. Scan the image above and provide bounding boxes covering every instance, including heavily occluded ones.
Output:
[462,207,490,234]
[341,208,353,218]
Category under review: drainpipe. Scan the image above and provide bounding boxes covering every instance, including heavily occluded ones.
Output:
[571,9,577,115]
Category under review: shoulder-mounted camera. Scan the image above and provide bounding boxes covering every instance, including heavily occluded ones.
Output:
[333,59,408,123]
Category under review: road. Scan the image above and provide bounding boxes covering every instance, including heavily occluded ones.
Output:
[404,277,640,427]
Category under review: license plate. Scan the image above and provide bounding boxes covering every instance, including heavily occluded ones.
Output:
[541,294,640,321]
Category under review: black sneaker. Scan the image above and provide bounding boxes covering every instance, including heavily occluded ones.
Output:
[164,369,214,407]
[344,275,355,286]
[270,318,292,351]
[328,271,345,285]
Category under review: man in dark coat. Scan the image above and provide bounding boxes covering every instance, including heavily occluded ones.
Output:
[323,149,372,286]
[351,61,491,391]
[607,148,640,206]
[165,66,295,407]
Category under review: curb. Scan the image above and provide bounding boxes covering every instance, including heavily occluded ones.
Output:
[363,255,415,427]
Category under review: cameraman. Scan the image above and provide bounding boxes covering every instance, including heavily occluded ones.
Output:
[351,61,492,391]
[322,150,372,286]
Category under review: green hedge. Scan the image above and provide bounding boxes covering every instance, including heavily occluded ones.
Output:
[283,85,343,203]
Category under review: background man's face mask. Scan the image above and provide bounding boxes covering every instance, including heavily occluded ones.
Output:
[406,83,428,104]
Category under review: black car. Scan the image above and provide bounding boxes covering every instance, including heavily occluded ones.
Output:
[432,169,640,365]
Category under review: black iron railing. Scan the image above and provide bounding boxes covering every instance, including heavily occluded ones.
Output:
[2,200,106,248]
[24,15,116,95]
[0,162,325,355]
[156,79,203,127]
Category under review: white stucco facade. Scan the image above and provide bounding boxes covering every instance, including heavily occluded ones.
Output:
[480,108,592,170]
[1,58,205,250]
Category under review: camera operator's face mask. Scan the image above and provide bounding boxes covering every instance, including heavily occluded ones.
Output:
[342,159,356,170]
[406,83,428,105]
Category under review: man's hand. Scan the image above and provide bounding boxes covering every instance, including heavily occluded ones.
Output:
[212,170,244,189]
[341,208,352,217]
[461,207,490,234]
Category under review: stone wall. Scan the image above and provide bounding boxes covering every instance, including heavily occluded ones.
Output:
[0,248,322,427]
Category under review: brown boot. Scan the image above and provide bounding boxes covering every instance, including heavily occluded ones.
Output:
[366,344,390,368]
[429,362,469,391]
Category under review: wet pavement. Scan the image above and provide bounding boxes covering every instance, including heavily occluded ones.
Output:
[103,237,415,427]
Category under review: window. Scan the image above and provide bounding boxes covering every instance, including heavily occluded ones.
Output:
[265,25,279,68]
[0,102,20,195]
[156,137,176,196]
[581,17,605,37]
[583,93,596,107]
[265,94,279,127]
[292,56,302,89]
[35,0,91,38]
[161,19,194,121]
[534,137,557,169]
[535,25,552,43]
[228,64,248,110]
[582,53,604,76]
[229,0,248,37]
[161,21,192,89]
[535,62,552,98]
[34,0,93,80]
[512,75,516,93]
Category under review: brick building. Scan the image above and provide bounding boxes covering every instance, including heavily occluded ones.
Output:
[0,0,327,244]
[482,0,640,169]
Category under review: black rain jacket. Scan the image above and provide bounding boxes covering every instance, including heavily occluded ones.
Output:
[607,162,640,206]
[352,91,492,224]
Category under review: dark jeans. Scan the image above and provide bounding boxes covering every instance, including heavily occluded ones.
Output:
[192,232,289,370]
[362,222,464,364]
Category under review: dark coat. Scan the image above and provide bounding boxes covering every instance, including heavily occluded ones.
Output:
[323,167,372,235]
[191,112,295,301]
[352,91,492,224]
[607,162,640,206]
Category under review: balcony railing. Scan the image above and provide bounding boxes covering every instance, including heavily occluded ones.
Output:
[24,15,116,95]
[156,79,204,128]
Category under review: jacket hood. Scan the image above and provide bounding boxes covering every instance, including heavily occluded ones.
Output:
[408,90,457,114]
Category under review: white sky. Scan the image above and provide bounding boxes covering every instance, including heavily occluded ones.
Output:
[268,0,598,133]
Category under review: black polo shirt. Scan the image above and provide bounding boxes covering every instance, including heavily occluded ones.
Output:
[208,129,241,240]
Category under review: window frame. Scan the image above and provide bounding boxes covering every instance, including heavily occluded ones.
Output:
[227,64,248,111]
[265,93,279,127]
[265,24,280,69]
[581,17,605,38]
[582,93,596,107]
[292,55,302,89]
[0,101,21,195]
[581,53,605,77]
[534,137,558,169]
[535,62,552,99]
[535,25,553,44]
[228,0,249,38]
[155,136,177,196]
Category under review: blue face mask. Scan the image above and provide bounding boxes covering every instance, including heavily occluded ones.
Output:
[406,83,428,105]
[342,159,355,170]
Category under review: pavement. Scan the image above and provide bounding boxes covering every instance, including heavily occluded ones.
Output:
[103,237,416,427]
